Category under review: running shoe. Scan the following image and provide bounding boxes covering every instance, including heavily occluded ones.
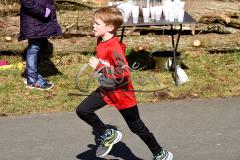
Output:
[96,129,122,157]
[152,149,173,160]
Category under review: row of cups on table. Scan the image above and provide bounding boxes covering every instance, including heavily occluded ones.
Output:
[109,0,186,23]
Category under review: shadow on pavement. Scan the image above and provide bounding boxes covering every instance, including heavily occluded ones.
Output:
[76,125,143,160]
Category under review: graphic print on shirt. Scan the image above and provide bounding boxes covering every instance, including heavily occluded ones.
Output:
[98,58,110,67]
[97,50,130,89]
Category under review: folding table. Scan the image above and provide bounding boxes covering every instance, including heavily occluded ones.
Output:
[120,12,196,85]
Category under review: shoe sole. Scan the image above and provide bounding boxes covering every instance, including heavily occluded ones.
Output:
[97,131,122,158]
[26,84,54,91]
[23,78,53,85]
[167,152,173,160]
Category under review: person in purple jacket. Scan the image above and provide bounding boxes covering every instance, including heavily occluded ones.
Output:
[19,0,62,90]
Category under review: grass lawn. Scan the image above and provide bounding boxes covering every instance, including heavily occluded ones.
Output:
[0,36,240,116]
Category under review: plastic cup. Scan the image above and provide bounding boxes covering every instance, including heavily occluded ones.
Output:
[123,12,130,22]
[154,6,163,21]
[150,7,155,20]
[173,7,179,19]
[132,6,139,23]
[177,9,185,22]
[163,5,169,20]
[178,1,185,9]
[132,14,139,23]
[142,8,150,23]
[168,10,175,22]
[173,0,185,19]
[121,7,130,23]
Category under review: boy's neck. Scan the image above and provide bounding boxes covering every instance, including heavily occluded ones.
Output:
[102,32,114,42]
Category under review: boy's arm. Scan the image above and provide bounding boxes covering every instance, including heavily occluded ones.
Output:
[20,0,51,19]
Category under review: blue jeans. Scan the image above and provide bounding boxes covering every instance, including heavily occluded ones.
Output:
[26,38,48,85]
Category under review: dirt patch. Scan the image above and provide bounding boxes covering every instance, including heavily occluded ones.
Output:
[186,0,239,19]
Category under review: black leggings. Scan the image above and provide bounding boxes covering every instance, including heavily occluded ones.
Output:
[76,89,162,155]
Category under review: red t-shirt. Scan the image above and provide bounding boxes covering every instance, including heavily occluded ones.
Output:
[95,36,137,110]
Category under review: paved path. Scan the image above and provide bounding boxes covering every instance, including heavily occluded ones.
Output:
[1,97,240,160]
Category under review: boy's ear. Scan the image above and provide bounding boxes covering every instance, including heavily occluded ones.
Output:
[107,24,114,32]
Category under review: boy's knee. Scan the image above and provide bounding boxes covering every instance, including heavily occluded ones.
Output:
[76,105,83,116]
[76,104,89,119]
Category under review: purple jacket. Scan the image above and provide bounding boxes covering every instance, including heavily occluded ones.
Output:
[18,0,62,41]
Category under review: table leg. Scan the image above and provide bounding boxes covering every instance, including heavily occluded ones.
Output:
[170,24,183,85]
[120,27,125,42]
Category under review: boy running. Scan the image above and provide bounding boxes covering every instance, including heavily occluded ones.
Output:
[76,6,173,160]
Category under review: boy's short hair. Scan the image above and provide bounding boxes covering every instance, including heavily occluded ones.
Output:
[94,6,123,33]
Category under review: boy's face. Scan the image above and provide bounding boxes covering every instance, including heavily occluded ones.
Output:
[93,16,113,38]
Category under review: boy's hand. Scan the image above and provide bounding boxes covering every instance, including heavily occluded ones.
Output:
[88,57,99,69]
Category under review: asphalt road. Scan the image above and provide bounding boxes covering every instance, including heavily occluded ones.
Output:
[1,97,240,160]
